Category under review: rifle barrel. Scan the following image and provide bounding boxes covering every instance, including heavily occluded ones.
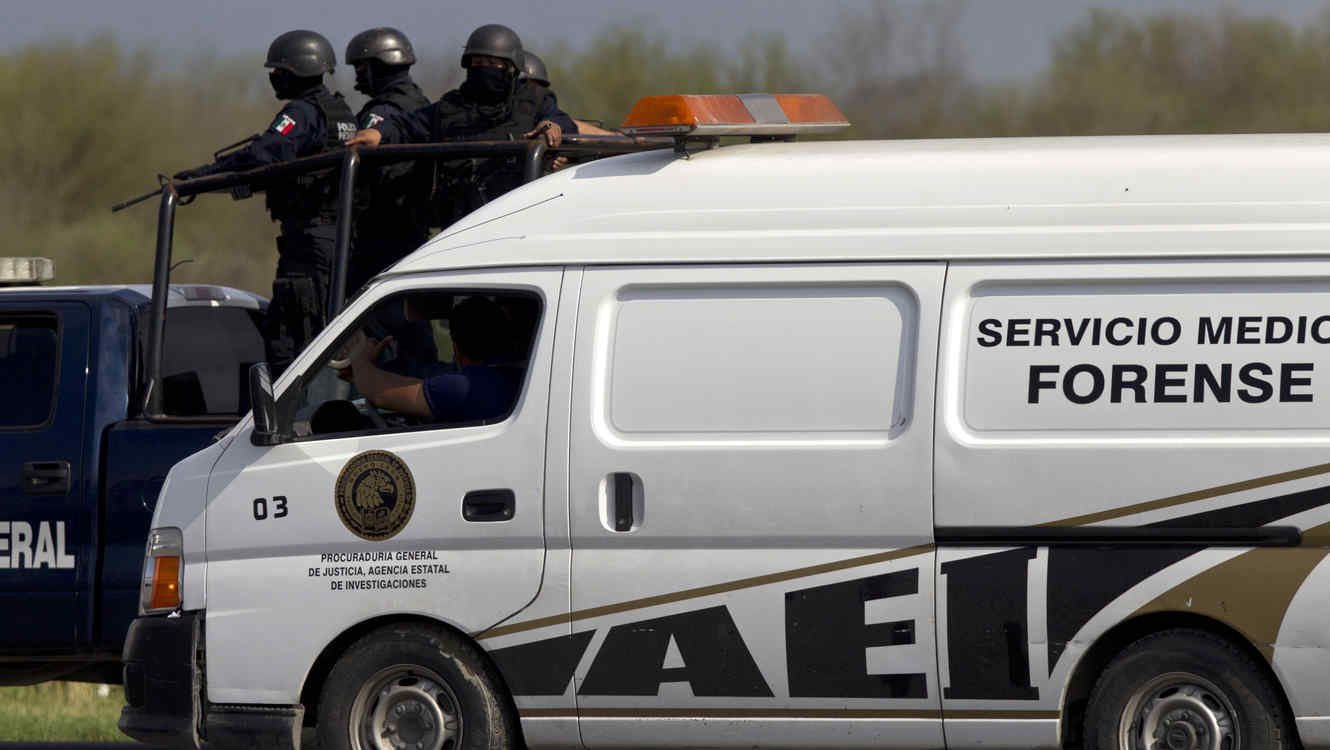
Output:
[111,186,164,213]
[214,133,260,161]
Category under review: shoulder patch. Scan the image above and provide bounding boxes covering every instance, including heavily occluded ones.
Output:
[363,113,385,129]
[271,113,297,136]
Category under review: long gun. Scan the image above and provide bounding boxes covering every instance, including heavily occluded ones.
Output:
[213,133,259,161]
[111,133,260,212]
[111,184,167,213]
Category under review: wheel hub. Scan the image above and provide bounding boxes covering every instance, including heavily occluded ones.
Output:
[351,666,462,750]
[1119,673,1239,750]
[373,684,448,749]
[1164,720,1198,749]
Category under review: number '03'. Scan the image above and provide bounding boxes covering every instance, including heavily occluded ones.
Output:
[253,496,288,521]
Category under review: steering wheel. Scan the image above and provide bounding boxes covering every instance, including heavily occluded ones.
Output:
[364,400,387,429]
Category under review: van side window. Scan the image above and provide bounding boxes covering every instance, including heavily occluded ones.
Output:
[608,287,908,435]
[0,313,59,428]
[284,290,540,439]
[160,307,267,417]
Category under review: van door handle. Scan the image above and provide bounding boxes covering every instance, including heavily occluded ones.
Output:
[23,461,70,496]
[462,489,515,522]
[612,472,635,532]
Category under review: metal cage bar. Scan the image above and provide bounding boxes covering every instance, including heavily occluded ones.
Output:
[144,185,178,416]
[136,135,672,419]
[329,149,360,318]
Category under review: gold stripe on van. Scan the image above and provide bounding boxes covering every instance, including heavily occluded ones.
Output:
[474,543,935,640]
[1129,520,1330,662]
[1041,460,1330,527]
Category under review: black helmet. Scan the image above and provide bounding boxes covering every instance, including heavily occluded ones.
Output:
[519,50,549,86]
[265,30,336,77]
[461,24,522,70]
[345,27,416,67]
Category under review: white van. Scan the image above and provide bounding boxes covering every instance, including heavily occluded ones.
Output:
[121,97,1330,750]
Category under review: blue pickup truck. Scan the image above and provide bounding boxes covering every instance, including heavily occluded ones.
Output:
[0,273,264,685]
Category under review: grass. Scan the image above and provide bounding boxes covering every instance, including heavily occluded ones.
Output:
[0,681,127,742]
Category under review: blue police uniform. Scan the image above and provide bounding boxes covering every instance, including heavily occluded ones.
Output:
[349,71,432,293]
[184,88,341,177]
[527,87,577,134]
[356,72,430,132]
[178,83,358,372]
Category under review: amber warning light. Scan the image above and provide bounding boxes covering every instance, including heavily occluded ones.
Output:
[140,527,183,614]
[620,94,850,137]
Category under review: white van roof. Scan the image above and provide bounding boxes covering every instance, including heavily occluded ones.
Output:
[393,133,1330,274]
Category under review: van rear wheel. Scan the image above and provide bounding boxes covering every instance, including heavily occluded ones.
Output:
[1083,629,1292,750]
[315,623,519,750]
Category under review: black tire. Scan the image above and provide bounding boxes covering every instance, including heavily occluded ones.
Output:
[315,623,520,750]
[1083,628,1294,750]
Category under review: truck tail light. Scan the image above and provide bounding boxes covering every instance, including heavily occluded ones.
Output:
[140,527,183,614]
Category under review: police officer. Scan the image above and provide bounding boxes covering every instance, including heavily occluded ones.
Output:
[344,27,431,292]
[345,24,576,227]
[174,30,357,374]
[518,50,616,137]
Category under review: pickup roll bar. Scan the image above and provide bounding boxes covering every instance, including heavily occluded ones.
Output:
[138,134,673,418]
[329,149,359,316]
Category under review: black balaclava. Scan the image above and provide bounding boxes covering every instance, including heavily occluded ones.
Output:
[353,64,374,96]
[269,70,320,100]
[355,62,411,97]
[462,65,517,105]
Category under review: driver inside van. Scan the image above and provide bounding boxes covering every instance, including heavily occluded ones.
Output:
[341,295,520,422]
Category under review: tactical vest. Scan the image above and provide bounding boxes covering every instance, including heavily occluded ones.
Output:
[352,81,432,257]
[264,89,358,228]
[431,88,536,142]
[357,80,430,199]
[512,83,548,125]
[429,89,541,225]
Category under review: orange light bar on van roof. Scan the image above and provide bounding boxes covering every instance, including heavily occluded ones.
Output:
[620,94,850,137]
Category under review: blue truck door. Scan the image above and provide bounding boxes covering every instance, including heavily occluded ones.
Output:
[0,303,91,648]
[99,303,266,648]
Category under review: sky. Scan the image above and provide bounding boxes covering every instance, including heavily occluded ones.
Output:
[6,0,1329,83]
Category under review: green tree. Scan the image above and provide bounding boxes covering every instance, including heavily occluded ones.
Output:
[0,36,280,291]
[1020,9,1330,135]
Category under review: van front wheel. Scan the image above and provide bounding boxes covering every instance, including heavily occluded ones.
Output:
[1083,629,1292,750]
[315,623,519,750]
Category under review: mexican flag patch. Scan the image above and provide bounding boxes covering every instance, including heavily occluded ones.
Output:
[364,113,384,128]
[271,113,297,135]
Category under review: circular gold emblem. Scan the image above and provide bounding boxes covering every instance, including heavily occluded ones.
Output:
[334,450,416,541]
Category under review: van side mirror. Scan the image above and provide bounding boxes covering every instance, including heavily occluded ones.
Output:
[249,363,282,446]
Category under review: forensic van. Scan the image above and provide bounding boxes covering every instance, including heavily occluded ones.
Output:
[121,95,1330,750]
